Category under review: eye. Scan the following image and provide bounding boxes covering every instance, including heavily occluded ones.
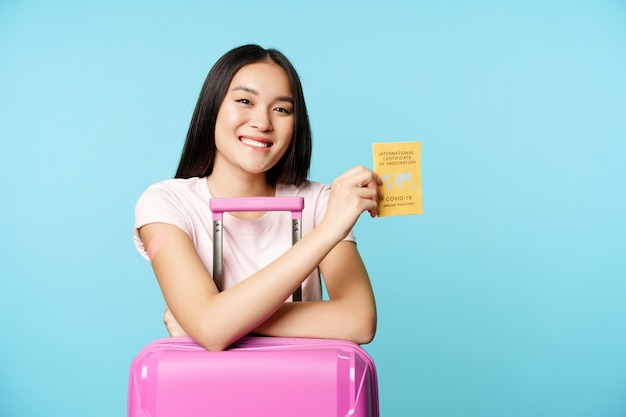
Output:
[274,106,292,115]
[235,98,252,105]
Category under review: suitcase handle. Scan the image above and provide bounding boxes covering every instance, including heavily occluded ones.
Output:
[209,197,304,220]
[210,197,304,301]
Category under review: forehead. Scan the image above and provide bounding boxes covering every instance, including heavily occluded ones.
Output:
[229,62,292,95]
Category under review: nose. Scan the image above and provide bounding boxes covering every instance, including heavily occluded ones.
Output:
[250,107,273,132]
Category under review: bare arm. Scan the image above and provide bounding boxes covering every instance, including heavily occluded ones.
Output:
[252,240,376,344]
[143,166,381,351]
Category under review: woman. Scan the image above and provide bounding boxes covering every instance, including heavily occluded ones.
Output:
[134,44,382,351]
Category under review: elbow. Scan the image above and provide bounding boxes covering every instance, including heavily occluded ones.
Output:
[176,303,256,351]
[356,329,376,345]
[348,309,377,345]
[197,338,230,352]
[194,334,239,352]
[352,320,376,345]
[189,323,240,352]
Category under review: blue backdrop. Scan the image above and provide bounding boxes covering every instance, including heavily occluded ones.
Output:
[1,1,625,416]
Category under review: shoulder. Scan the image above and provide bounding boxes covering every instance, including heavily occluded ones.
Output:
[134,177,210,226]
[276,181,332,221]
[277,181,329,202]
[134,176,211,245]
[140,177,204,198]
[137,177,207,207]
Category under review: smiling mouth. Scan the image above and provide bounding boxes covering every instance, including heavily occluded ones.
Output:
[240,138,272,148]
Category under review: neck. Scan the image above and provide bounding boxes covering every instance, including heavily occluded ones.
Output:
[206,169,277,221]
[206,172,275,199]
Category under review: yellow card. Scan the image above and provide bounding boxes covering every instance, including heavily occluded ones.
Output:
[372,141,423,217]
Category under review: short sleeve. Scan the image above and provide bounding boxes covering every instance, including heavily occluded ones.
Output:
[133,182,193,259]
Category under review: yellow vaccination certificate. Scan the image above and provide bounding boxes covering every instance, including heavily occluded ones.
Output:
[372,141,423,217]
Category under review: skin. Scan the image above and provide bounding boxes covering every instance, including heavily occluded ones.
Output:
[139,61,383,351]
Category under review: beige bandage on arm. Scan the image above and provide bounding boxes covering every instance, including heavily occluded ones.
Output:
[146,232,169,262]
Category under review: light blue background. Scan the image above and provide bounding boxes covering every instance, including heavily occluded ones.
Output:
[1,1,625,416]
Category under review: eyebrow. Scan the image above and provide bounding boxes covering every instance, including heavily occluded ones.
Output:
[231,85,294,104]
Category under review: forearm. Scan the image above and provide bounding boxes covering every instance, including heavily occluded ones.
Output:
[188,226,344,350]
[252,298,377,345]
[252,240,378,345]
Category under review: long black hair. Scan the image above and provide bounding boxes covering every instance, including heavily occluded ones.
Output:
[175,44,312,186]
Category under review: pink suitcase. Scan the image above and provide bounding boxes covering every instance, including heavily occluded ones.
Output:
[128,197,380,417]
[128,336,379,416]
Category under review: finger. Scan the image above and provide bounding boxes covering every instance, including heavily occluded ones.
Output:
[332,167,382,207]
[366,200,380,218]
[352,173,380,190]
[359,185,382,218]
[355,186,380,201]
[352,188,380,215]
[360,171,383,189]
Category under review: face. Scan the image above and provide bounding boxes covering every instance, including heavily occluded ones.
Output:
[213,61,295,179]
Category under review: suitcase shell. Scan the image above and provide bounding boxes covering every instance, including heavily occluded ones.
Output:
[128,336,379,417]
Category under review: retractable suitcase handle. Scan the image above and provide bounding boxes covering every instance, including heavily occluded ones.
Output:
[209,197,305,301]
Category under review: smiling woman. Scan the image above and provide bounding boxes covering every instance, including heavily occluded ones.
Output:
[133,44,384,352]
[212,62,295,180]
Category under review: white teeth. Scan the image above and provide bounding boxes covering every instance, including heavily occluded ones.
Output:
[240,138,270,148]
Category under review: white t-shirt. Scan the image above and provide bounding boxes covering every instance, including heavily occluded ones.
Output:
[134,177,356,301]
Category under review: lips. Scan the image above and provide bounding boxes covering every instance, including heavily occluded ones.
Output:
[239,137,272,148]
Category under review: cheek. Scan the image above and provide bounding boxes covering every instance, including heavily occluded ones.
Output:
[278,118,295,142]
[216,107,233,127]
[214,108,242,144]
[216,102,245,127]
